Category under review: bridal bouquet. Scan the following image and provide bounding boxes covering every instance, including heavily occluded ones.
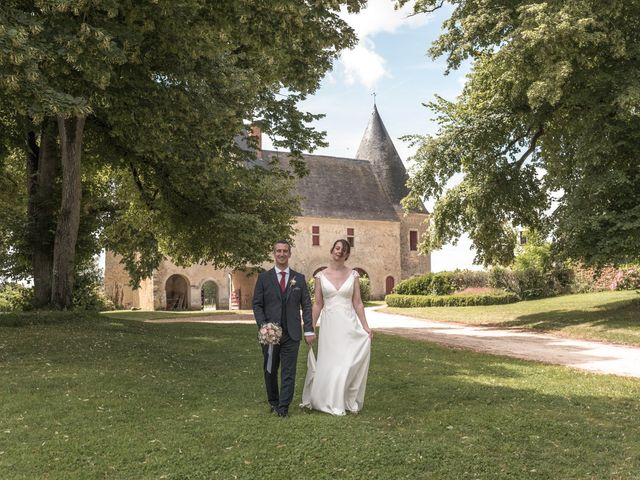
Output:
[258,322,283,345]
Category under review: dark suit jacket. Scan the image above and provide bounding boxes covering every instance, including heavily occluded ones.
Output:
[252,268,313,342]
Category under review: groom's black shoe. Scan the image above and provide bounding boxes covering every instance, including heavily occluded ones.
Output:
[269,405,278,414]
[277,407,289,418]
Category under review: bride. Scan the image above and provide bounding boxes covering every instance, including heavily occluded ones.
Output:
[301,239,373,415]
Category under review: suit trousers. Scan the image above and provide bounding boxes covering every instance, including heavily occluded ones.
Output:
[262,330,300,410]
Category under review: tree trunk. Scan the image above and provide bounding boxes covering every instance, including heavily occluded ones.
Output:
[26,118,59,308]
[51,115,85,309]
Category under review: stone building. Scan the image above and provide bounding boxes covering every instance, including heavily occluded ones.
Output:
[104,106,430,310]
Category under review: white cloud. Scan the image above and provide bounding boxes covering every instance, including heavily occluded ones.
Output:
[338,0,429,90]
[340,40,387,89]
[341,0,427,38]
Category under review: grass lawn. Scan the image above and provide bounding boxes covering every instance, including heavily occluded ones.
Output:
[363,300,386,308]
[2,312,640,478]
[383,290,640,346]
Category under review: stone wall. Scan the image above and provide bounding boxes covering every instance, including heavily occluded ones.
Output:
[103,214,431,309]
[104,252,232,311]
[152,259,232,310]
[284,216,403,299]
[104,252,153,309]
[399,212,431,280]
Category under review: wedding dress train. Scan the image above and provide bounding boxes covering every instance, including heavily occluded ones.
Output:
[301,270,371,415]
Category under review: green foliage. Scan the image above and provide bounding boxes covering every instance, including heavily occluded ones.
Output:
[0,0,367,302]
[72,260,114,311]
[489,266,574,300]
[512,231,551,272]
[613,265,640,291]
[393,272,464,296]
[385,291,519,307]
[0,282,33,312]
[0,262,113,312]
[394,271,493,296]
[401,0,640,267]
[392,274,436,296]
[446,270,490,290]
[571,263,640,292]
[358,275,371,302]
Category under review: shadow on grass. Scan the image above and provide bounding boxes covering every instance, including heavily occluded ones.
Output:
[495,298,640,333]
[0,310,97,327]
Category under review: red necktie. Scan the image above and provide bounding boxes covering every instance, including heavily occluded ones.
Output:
[279,271,286,292]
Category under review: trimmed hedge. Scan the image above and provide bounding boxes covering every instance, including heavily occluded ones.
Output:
[385,291,519,308]
[393,270,491,296]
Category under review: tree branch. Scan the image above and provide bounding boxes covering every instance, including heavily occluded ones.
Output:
[405,0,445,16]
[501,126,532,156]
[129,163,157,210]
[512,126,544,170]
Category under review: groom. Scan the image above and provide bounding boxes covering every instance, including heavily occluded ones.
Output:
[252,240,314,417]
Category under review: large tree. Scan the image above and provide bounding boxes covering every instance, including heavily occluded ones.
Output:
[400,0,640,266]
[0,0,366,308]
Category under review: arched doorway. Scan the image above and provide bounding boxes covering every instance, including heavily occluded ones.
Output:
[385,276,395,294]
[201,280,218,310]
[165,274,189,310]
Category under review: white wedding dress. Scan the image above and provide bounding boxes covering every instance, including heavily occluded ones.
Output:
[301,270,371,415]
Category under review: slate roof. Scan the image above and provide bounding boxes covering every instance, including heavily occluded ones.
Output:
[356,106,427,214]
[260,150,400,222]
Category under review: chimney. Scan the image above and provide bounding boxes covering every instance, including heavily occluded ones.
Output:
[250,125,262,154]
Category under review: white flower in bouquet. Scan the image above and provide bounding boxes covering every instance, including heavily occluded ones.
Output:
[258,322,283,345]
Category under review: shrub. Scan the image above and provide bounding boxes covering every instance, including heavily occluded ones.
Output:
[393,274,435,295]
[571,264,619,292]
[570,263,640,292]
[385,291,519,308]
[393,272,456,296]
[516,268,548,299]
[488,267,519,294]
[489,266,573,300]
[546,266,575,296]
[0,282,33,312]
[449,270,490,290]
[72,262,114,311]
[358,275,371,302]
[612,265,640,291]
[513,242,551,272]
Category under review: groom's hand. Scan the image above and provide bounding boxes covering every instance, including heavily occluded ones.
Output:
[304,334,316,345]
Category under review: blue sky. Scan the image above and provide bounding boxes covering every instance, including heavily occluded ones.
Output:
[264,1,481,272]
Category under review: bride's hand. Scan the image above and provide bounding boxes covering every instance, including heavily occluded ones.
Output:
[365,329,373,340]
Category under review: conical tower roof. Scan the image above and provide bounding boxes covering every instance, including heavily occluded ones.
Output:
[355,105,412,208]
